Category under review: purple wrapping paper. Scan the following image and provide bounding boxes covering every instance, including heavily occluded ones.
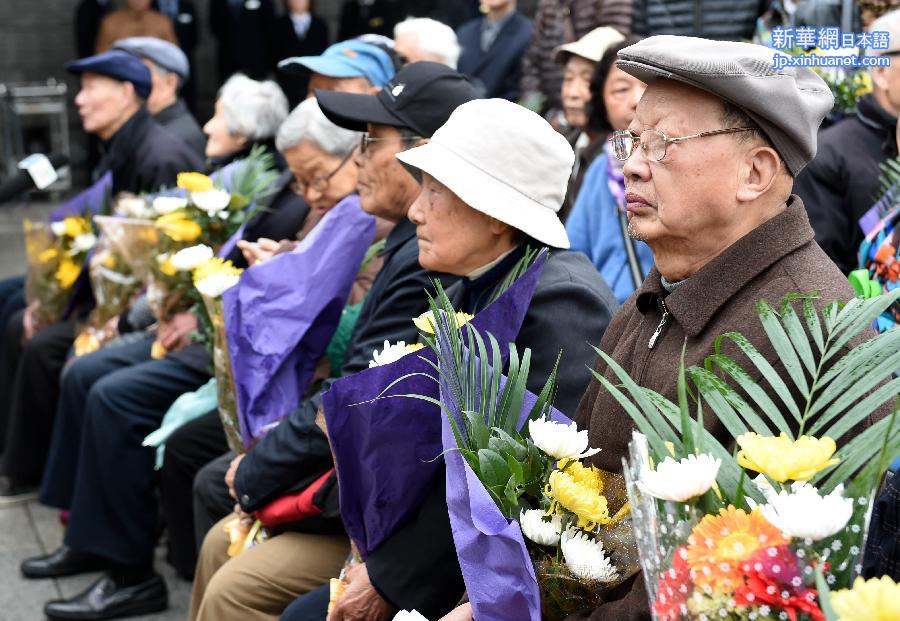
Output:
[440,344,570,621]
[51,171,112,222]
[323,251,548,559]
[224,195,375,446]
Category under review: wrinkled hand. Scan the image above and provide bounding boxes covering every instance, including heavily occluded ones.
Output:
[22,302,40,341]
[225,453,246,501]
[328,563,394,621]
[237,237,282,266]
[156,311,197,351]
[438,604,472,621]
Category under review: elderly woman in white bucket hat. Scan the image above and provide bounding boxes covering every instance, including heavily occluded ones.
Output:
[371,97,620,620]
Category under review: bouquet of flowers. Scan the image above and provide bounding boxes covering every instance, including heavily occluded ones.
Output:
[23,215,97,326]
[592,291,900,620]
[194,256,244,453]
[408,283,640,621]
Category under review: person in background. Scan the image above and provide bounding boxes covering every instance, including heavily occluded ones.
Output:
[210,0,277,82]
[113,36,206,157]
[554,26,626,221]
[392,17,461,68]
[565,36,651,303]
[338,0,406,41]
[153,0,200,112]
[270,0,330,108]
[518,0,631,117]
[94,0,178,53]
[76,0,113,58]
[793,9,900,274]
[455,0,532,100]
[632,0,765,40]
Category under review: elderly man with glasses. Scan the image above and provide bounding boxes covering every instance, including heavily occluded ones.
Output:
[568,35,871,619]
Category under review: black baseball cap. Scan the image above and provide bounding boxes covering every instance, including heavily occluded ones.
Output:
[315,61,480,138]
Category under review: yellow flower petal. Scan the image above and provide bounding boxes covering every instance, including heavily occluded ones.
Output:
[832,576,900,621]
[412,310,474,335]
[546,464,611,530]
[150,340,168,360]
[177,172,214,193]
[62,216,90,238]
[156,215,202,243]
[39,248,59,264]
[736,432,839,482]
[55,259,81,289]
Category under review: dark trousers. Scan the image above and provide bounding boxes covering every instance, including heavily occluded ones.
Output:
[0,310,25,453]
[159,409,229,579]
[40,335,209,566]
[0,275,26,347]
[280,584,329,621]
[0,318,76,486]
[40,335,155,509]
[192,451,235,550]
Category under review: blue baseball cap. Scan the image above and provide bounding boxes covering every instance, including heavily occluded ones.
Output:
[66,50,153,99]
[277,39,395,88]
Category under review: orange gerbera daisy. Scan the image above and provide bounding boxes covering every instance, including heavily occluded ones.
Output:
[685,506,788,594]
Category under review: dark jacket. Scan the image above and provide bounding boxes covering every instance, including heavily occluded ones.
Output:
[104,107,204,196]
[632,0,765,40]
[366,248,619,619]
[570,196,873,620]
[209,0,276,82]
[519,0,632,113]
[794,94,898,274]
[155,99,206,158]
[234,218,457,511]
[456,11,533,101]
[76,0,113,59]
[270,13,330,108]
[338,0,406,41]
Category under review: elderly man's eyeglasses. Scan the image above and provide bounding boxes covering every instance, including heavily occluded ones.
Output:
[359,132,423,155]
[294,150,354,195]
[610,127,756,162]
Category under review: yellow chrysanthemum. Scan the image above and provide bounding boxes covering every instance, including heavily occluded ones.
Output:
[736,432,839,482]
[55,258,81,289]
[62,216,91,238]
[103,253,116,269]
[191,257,242,285]
[412,310,474,335]
[156,213,202,243]
[39,248,59,264]
[158,256,178,277]
[150,340,168,360]
[685,506,788,593]
[546,464,612,530]
[177,172,214,193]
[405,343,425,353]
[831,576,900,621]
[73,331,102,357]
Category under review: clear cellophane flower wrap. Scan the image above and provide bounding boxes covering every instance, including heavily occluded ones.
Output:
[623,434,870,621]
[73,238,142,357]
[23,218,91,326]
[532,471,641,621]
[200,293,244,455]
[93,215,160,282]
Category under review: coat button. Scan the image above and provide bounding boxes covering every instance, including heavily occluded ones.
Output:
[241,494,250,505]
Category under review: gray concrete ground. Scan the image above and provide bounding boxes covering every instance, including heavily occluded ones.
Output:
[0,198,191,619]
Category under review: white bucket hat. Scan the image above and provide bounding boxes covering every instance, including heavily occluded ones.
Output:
[395,98,574,248]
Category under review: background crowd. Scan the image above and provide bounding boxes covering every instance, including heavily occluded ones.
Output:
[1,0,899,620]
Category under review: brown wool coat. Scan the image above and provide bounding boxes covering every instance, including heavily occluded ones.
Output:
[568,194,883,620]
[95,7,178,53]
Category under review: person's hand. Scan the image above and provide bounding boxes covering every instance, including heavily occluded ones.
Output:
[103,315,120,339]
[156,311,197,351]
[225,453,246,500]
[327,563,394,621]
[438,604,472,621]
[233,503,254,524]
[237,237,282,266]
[22,302,40,341]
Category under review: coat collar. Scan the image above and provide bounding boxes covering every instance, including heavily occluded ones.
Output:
[381,217,417,257]
[153,98,189,127]
[634,194,815,337]
[106,107,152,168]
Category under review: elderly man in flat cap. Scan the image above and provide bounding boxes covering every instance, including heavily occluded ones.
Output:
[564,35,875,619]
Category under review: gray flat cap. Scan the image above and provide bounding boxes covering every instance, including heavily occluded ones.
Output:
[113,37,190,81]
[616,35,834,176]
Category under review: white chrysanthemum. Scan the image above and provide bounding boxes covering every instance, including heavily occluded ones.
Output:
[152,196,188,215]
[519,509,563,546]
[170,245,214,271]
[747,477,853,541]
[71,233,98,254]
[368,340,423,368]
[638,453,721,502]
[528,417,601,461]
[560,529,618,582]
[392,612,428,621]
[195,272,241,299]
[191,189,231,216]
[117,196,152,218]
[50,221,66,237]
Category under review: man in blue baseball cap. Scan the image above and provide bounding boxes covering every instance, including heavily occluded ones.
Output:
[278,38,398,100]
[112,37,206,157]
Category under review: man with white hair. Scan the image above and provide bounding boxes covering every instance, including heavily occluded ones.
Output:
[794,8,900,274]
[393,17,461,68]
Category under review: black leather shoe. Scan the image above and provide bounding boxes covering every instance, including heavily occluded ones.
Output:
[20,545,109,578]
[43,573,167,620]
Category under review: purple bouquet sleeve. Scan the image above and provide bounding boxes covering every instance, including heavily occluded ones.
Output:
[322,251,548,558]
[50,171,112,222]
[223,195,375,446]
